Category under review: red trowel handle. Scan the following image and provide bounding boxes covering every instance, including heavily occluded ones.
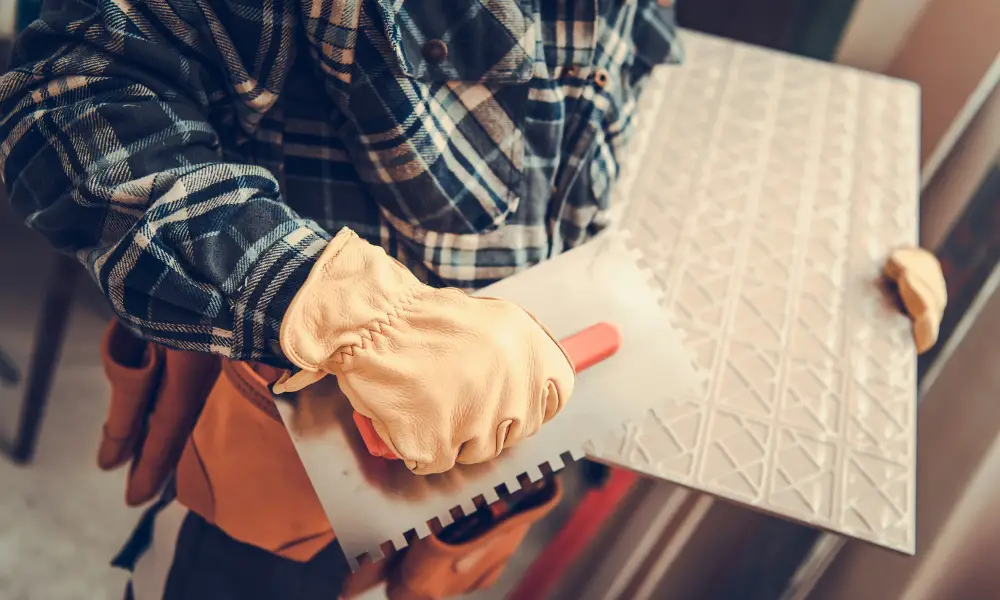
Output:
[353,322,622,461]
[560,322,622,372]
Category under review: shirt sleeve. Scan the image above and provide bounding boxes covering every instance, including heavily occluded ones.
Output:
[0,0,326,366]
[630,1,684,86]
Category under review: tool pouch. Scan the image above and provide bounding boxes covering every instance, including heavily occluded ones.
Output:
[98,319,162,471]
[128,346,220,505]
[385,477,563,600]
[98,318,221,506]
[174,360,335,561]
[99,321,559,597]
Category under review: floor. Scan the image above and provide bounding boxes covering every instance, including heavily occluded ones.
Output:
[0,203,140,599]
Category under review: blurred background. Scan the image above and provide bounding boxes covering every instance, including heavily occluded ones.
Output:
[1,0,999,598]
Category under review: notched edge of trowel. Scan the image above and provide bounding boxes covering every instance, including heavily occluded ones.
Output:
[330,230,708,572]
[606,229,707,394]
[344,449,584,571]
[619,229,705,389]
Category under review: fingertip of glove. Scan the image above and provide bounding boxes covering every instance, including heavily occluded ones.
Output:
[271,369,325,394]
[496,419,513,457]
[542,381,561,423]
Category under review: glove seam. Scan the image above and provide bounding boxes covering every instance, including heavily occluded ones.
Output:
[281,227,379,370]
[330,284,434,368]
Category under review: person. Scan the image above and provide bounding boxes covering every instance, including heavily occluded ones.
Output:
[0,1,944,599]
[0,0,684,597]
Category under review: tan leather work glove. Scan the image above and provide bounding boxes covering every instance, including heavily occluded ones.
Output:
[273,227,575,475]
[884,247,947,354]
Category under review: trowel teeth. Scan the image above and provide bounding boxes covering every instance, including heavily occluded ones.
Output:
[437,510,454,527]
[482,487,500,505]
[546,454,565,472]
[412,521,432,541]
[568,446,586,461]
[459,499,477,516]
[525,465,544,482]
[347,556,361,573]
[505,477,524,494]
[390,534,409,552]
[365,546,385,563]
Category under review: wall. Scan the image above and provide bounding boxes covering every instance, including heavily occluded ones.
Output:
[903,433,1000,600]
[836,0,1000,189]
[0,0,16,38]
[835,0,931,72]
[919,87,1000,249]
[885,0,1000,183]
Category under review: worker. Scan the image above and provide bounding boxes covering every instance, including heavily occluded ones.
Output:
[0,1,944,599]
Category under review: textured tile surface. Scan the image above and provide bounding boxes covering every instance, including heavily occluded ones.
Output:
[589,32,920,553]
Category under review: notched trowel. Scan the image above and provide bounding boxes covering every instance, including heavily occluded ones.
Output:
[274,230,702,571]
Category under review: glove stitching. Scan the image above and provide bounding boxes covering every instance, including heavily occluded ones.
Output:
[331,284,434,368]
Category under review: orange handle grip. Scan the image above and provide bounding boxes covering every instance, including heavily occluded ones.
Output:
[561,321,621,372]
[353,322,621,461]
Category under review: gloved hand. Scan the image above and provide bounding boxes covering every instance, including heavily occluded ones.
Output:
[273,227,575,475]
[884,247,947,354]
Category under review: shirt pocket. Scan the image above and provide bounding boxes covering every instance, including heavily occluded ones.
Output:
[375,0,537,84]
[333,0,537,235]
[540,0,602,70]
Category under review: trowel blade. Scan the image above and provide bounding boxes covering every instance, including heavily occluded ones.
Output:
[275,230,703,571]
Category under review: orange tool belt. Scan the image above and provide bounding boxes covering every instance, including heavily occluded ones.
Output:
[98,318,561,599]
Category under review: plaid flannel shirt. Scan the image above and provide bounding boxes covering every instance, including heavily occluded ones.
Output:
[0,0,681,366]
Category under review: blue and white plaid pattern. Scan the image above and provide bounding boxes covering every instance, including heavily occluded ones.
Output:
[0,0,681,366]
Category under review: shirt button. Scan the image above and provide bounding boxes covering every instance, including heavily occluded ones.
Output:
[594,68,611,89]
[422,39,449,64]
